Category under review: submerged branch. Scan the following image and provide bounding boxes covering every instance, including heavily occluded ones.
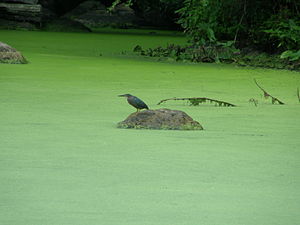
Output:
[157,97,236,107]
[253,79,285,105]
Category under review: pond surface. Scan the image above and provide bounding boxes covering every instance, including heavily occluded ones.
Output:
[0,30,300,225]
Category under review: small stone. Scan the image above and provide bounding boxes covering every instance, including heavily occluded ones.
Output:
[117,108,203,130]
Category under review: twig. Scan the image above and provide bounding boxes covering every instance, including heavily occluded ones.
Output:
[253,79,285,105]
[234,0,247,43]
[157,97,236,107]
[249,98,258,106]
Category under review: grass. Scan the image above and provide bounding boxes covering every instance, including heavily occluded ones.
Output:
[0,29,300,225]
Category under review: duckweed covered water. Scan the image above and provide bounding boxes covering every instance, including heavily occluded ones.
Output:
[0,30,300,225]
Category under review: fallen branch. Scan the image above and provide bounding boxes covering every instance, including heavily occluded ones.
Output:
[253,79,285,105]
[157,97,236,107]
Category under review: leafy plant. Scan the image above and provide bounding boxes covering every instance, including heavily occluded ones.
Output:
[263,14,300,51]
[176,0,219,45]
[280,50,300,61]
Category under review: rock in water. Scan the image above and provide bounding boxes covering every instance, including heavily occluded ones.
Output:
[117,108,203,130]
[0,42,27,64]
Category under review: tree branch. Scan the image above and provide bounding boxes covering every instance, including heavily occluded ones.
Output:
[253,79,285,104]
[157,97,236,107]
[234,0,247,43]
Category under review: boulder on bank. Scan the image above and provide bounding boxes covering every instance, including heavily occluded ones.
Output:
[0,2,42,23]
[0,41,27,64]
[117,108,203,130]
[0,0,38,4]
[0,18,38,30]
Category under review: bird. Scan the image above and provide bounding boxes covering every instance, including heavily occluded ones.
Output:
[118,94,149,112]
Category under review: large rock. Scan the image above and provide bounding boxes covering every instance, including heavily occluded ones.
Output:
[117,108,203,130]
[0,0,38,4]
[0,18,38,30]
[0,41,27,64]
[0,2,42,23]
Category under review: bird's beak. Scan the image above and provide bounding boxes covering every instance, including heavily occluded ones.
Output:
[118,94,125,97]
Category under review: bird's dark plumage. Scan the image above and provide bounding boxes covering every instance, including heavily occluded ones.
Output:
[118,94,149,111]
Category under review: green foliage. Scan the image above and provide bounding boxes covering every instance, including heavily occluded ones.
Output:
[133,44,300,70]
[176,0,219,45]
[263,10,300,51]
[280,50,300,61]
[176,0,300,51]
[107,0,122,11]
[108,0,133,11]
[172,0,300,69]
[129,0,184,28]
[123,0,300,70]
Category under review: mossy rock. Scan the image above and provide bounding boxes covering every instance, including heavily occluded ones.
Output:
[0,42,27,64]
[117,108,203,130]
[0,19,38,31]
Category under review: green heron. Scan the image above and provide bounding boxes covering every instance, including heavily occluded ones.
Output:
[118,94,149,111]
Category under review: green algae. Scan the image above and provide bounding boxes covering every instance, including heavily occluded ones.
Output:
[0,30,300,225]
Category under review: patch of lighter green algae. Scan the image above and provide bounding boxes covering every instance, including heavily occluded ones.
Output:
[0,30,300,225]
